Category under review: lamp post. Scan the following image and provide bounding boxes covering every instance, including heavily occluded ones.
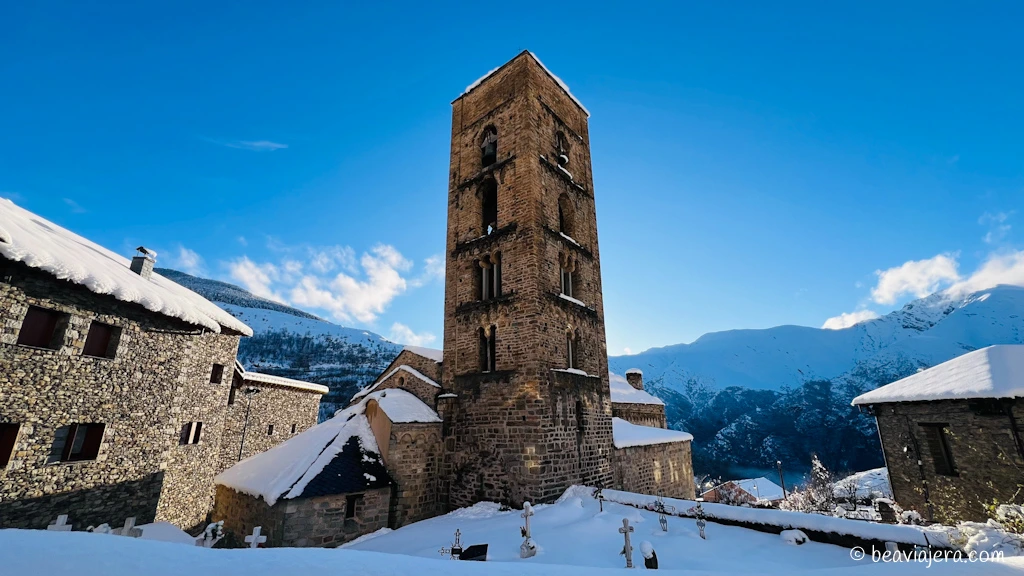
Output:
[776,460,788,500]
[237,386,261,461]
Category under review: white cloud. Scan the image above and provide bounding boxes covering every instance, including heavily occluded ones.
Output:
[822,310,881,330]
[63,198,87,213]
[623,347,633,355]
[870,253,961,305]
[309,246,356,274]
[387,322,436,347]
[980,211,1013,244]
[237,236,248,246]
[410,254,445,287]
[227,257,285,303]
[203,137,288,152]
[948,250,1024,296]
[172,246,204,276]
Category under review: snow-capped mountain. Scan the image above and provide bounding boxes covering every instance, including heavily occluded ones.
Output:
[609,285,1024,479]
[157,269,401,419]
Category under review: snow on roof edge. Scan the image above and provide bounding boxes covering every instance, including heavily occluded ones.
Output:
[352,364,441,402]
[402,345,443,363]
[244,371,330,394]
[458,51,590,117]
[612,417,692,449]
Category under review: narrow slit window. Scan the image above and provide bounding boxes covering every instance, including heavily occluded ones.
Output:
[210,364,225,384]
[17,306,69,350]
[291,424,298,434]
[267,424,275,436]
[481,126,498,168]
[83,321,120,359]
[492,252,502,297]
[345,494,364,519]
[481,179,498,235]
[58,423,105,463]
[480,327,497,373]
[920,423,956,476]
[179,422,203,445]
[560,267,574,298]
[566,331,580,370]
[0,423,20,468]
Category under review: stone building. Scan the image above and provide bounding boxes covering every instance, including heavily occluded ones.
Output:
[215,51,694,547]
[701,477,786,506]
[0,198,324,532]
[853,345,1024,523]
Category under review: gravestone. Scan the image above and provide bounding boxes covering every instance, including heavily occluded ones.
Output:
[245,526,267,549]
[47,515,72,532]
[641,541,658,570]
[619,518,635,569]
[460,544,489,561]
[114,517,141,538]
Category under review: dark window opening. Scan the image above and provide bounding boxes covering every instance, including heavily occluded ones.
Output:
[210,364,225,384]
[179,421,203,445]
[560,267,574,299]
[567,330,580,370]
[267,424,275,436]
[0,423,20,468]
[478,253,503,301]
[227,385,237,406]
[557,194,576,238]
[481,179,498,235]
[291,424,297,434]
[481,126,498,168]
[58,423,105,463]
[555,131,570,166]
[17,306,69,350]
[920,423,956,476]
[345,494,364,519]
[83,321,120,359]
[575,400,585,432]
[479,326,497,373]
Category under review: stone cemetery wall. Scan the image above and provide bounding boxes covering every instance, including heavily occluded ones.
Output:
[0,261,241,530]
[611,403,667,429]
[386,422,443,527]
[874,398,1024,523]
[612,440,695,500]
[280,488,391,547]
[219,381,322,473]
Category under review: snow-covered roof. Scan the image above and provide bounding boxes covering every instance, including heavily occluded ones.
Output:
[609,372,663,405]
[729,478,786,501]
[852,345,1024,405]
[0,198,252,336]
[352,364,440,401]
[242,371,330,394]
[403,345,443,363]
[612,417,692,449]
[364,388,441,424]
[216,399,389,506]
[833,468,892,500]
[460,51,590,117]
[625,368,643,376]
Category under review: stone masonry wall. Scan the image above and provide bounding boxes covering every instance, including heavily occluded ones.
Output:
[874,398,1024,523]
[386,422,443,527]
[0,261,241,530]
[219,380,322,473]
[612,403,667,429]
[213,484,284,546]
[613,441,695,500]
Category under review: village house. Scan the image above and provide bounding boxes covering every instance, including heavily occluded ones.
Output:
[852,344,1024,523]
[214,51,694,547]
[701,477,786,506]
[0,198,326,532]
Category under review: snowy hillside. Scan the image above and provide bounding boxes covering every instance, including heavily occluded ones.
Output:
[159,269,401,419]
[609,285,1024,479]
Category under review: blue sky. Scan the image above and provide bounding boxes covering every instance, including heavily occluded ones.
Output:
[2,2,1022,354]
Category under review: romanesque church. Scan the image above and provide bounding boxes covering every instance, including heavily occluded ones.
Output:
[214,51,695,547]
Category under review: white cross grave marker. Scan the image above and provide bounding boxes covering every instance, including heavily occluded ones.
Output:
[245,526,267,548]
[619,518,635,569]
[114,517,140,537]
[47,515,72,531]
[520,501,537,558]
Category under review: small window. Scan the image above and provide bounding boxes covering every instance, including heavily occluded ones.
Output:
[57,423,105,463]
[0,423,20,468]
[479,326,497,373]
[566,330,580,370]
[560,267,574,298]
[345,494,364,519]
[267,424,274,436]
[17,306,69,350]
[481,126,498,168]
[557,194,576,238]
[83,322,120,359]
[291,424,298,434]
[478,253,503,301]
[210,364,225,384]
[179,422,203,445]
[481,178,498,234]
[920,423,956,476]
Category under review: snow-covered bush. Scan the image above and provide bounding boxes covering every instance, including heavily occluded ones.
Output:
[780,529,808,545]
[780,455,836,515]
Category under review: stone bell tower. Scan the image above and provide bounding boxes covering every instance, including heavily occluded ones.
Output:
[440,52,614,508]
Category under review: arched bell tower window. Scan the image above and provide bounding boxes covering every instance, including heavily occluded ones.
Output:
[566,327,580,370]
[481,126,498,168]
[478,252,502,301]
[481,178,498,235]
[555,131,570,167]
[479,325,497,373]
[557,193,575,239]
[559,254,577,300]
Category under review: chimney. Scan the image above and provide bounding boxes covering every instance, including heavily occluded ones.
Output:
[625,369,644,390]
[130,246,157,280]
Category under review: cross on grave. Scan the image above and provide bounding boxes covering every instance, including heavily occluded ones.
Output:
[520,501,537,558]
[520,502,534,538]
[114,517,141,538]
[245,526,267,548]
[438,529,463,559]
[594,488,605,512]
[619,518,635,569]
[47,515,72,532]
[693,501,707,540]
[653,496,676,532]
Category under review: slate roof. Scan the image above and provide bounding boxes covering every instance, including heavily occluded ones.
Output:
[298,436,393,498]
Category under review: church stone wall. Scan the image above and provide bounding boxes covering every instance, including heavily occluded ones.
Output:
[0,261,241,530]
[386,422,443,527]
[613,441,695,500]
